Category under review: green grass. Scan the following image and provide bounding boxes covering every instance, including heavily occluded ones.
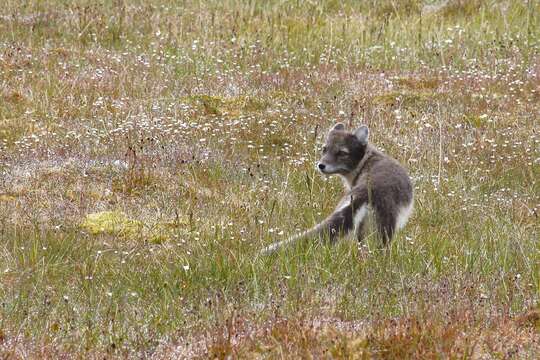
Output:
[1,0,539,357]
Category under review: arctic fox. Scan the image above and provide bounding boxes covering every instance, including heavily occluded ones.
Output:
[262,123,413,254]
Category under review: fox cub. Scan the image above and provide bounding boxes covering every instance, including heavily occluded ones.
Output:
[262,123,413,254]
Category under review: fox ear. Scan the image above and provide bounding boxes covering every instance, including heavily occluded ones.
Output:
[330,123,345,132]
[354,125,369,145]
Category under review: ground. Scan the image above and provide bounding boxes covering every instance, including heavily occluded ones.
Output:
[0,0,539,358]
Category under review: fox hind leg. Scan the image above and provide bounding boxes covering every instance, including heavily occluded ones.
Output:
[375,206,396,246]
[355,220,366,243]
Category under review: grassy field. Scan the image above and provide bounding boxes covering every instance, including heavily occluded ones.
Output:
[1,0,539,358]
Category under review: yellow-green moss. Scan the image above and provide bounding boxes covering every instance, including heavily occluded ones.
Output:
[0,194,17,202]
[81,211,143,238]
[81,211,192,243]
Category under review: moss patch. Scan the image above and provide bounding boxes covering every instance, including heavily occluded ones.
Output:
[80,210,191,243]
[81,211,143,238]
[0,194,18,202]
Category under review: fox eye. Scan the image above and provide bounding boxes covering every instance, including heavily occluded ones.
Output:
[322,146,327,153]
[336,150,348,157]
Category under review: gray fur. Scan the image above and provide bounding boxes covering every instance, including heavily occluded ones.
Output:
[331,123,345,132]
[354,125,369,145]
[261,124,413,255]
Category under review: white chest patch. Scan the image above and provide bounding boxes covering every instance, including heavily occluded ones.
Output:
[396,200,414,230]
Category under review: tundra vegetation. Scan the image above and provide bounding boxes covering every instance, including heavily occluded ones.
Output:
[0,0,539,358]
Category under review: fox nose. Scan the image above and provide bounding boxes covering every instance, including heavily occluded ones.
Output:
[318,163,326,170]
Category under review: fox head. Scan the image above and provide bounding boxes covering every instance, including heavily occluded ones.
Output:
[317,123,369,175]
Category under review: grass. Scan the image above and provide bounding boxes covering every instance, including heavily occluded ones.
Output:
[0,0,539,358]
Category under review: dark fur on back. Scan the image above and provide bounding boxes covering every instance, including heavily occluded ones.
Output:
[350,148,412,243]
